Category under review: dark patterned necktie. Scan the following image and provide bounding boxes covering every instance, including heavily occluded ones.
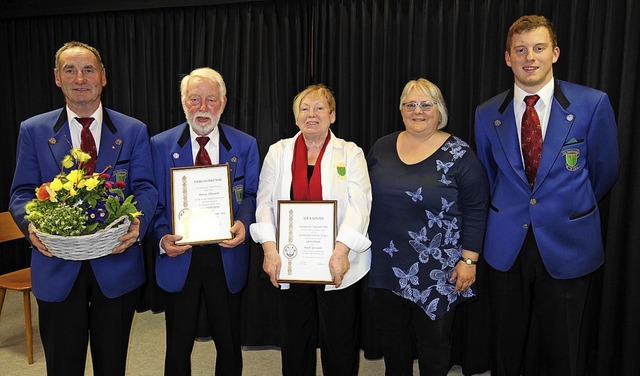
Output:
[77,117,97,174]
[521,95,542,187]
[195,136,212,166]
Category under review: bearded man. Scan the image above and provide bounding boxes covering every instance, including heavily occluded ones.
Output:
[149,67,260,376]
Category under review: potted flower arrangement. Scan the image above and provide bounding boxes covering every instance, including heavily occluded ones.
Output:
[25,148,142,260]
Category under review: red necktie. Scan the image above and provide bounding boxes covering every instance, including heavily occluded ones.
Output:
[521,95,542,187]
[77,117,97,175]
[195,136,212,166]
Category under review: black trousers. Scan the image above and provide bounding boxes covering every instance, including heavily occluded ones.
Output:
[370,288,455,376]
[37,261,140,376]
[163,245,242,376]
[279,282,360,376]
[488,229,592,376]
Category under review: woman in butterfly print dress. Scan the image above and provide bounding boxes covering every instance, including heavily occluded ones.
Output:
[367,78,489,375]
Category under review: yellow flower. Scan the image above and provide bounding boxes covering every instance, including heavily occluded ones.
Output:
[66,169,84,184]
[83,177,100,190]
[71,148,91,163]
[50,178,63,191]
[62,155,74,169]
[45,185,58,202]
[62,180,75,191]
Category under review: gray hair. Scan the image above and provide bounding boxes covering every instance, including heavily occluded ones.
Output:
[180,67,227,102]
[399,78,448,129]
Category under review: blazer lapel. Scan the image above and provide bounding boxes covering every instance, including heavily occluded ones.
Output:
[97,109,122,174]
[535,84,574,189]
[494,90,529,186]
[48,111,72,170]
[173,123,195,168]
[218,125,238,181]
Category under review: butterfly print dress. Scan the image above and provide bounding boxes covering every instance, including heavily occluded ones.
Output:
[367,132,489,319]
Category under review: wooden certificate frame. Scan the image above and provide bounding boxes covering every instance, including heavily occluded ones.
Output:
[170,164,233,245]
[276,200,337,284]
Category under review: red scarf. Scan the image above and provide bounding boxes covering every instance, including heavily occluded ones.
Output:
[291,132,331,200]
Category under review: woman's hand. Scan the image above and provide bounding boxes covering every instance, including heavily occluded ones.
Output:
[450,250,479,292]
[262,241,281,288]
[329,242,350,288]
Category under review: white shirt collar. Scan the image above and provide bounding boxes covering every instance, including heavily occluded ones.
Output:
[513,79,554,110]
[513,78,555,144]
[67,103,103,149]
[67,103,103,128]
[189,124,220,164]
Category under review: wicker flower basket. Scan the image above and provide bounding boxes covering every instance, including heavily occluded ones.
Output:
[33,216,131,261]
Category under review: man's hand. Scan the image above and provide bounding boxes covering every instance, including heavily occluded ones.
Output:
[28,222,52,257]
[219,220,246,248]
[160,233,192,257]
[112,217,141,254]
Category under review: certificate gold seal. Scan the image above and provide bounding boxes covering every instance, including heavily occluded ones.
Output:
[178,208,192,238]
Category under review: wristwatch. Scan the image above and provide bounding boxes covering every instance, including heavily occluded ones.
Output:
[459,257,478,265]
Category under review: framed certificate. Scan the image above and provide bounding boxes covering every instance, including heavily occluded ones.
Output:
[170,164,234,245]
[276,200,337,284]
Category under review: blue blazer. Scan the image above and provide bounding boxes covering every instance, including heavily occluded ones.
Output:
[150,123,260,294]
[474,80,619,279]
[9,108,158,302]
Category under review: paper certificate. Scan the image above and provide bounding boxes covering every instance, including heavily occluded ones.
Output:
[276,200,337,284]
[170,165,233,245]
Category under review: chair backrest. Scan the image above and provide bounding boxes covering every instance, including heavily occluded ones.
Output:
[0,211,25,243]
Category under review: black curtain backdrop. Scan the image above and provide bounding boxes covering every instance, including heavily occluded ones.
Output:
[1,1,639,374]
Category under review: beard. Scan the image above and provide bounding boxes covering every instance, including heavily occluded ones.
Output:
[186,111,221,136]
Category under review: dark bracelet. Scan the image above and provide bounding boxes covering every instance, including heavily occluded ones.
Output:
[458,257,478,265]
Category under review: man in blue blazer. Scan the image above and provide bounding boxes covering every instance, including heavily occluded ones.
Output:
[474,16,619,376]
[9,41,158,375]
[150,67,260,375]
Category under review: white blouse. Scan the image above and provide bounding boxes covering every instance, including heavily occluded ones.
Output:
[250,131,372,290]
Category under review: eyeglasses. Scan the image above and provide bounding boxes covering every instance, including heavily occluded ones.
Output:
[402,101,438,113]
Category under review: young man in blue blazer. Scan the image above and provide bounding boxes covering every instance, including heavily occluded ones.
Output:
[474,15,619,376]
[150,67,260,375]
[9,41,158,375]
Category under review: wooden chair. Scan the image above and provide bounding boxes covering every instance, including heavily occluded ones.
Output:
[0,211,33,364]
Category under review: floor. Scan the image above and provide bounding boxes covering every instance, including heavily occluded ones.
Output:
[0,291,481,375]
